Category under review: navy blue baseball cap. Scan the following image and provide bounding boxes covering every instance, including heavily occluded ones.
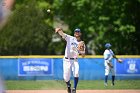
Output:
[74,28,81,32]
[105,43,111,48]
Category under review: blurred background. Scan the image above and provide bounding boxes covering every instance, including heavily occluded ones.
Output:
[0,0,140,55]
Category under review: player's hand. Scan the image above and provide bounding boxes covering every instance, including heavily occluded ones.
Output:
[55,28,62,33]
[107,63,113,68]
[117,59,123,63]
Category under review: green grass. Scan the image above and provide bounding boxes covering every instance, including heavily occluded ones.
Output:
[77,80,140,89]
[5,80,140,90]
[6,80,66,90]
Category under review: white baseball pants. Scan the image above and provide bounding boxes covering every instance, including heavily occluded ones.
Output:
[63,58,79,82]
[104,61,115,76]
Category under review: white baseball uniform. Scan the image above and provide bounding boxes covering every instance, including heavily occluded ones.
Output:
[62,33,85,82]
[103,49,115,76]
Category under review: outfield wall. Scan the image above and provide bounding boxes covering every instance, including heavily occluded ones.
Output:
[0,55,140,80]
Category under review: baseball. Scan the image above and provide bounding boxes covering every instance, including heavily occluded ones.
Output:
[47,9,50,13]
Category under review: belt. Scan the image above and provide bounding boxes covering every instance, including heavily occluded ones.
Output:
[65,57,77,60]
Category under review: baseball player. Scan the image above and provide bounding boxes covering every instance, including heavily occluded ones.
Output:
[55,28,85,93]
[103,43,122,86]
[0,0,14,29]
[0,74,6,93]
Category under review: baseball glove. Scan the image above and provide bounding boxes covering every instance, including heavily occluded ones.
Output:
[78,41,85,51]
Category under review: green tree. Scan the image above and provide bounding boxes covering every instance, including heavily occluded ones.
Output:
[54,0,140,55]
[0,0,140,55]
[0,0,55,55]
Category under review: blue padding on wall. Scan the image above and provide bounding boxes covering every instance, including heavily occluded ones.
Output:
[0,57,140,80]
[53,58,63,80]
[0,58,18,80]
[79,58,104,80]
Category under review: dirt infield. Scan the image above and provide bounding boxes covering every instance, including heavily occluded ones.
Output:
[7,90,140,93]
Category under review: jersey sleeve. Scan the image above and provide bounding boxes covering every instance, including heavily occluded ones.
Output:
[109,49,115,56]
[61,33,67,39]
[62,34,72,42]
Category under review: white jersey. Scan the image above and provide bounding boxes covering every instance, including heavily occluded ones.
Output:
[103,49,114,63]
[63,34,81,58]
[103,49,115,76]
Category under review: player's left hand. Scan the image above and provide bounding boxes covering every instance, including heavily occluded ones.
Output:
[117,59,123,63]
